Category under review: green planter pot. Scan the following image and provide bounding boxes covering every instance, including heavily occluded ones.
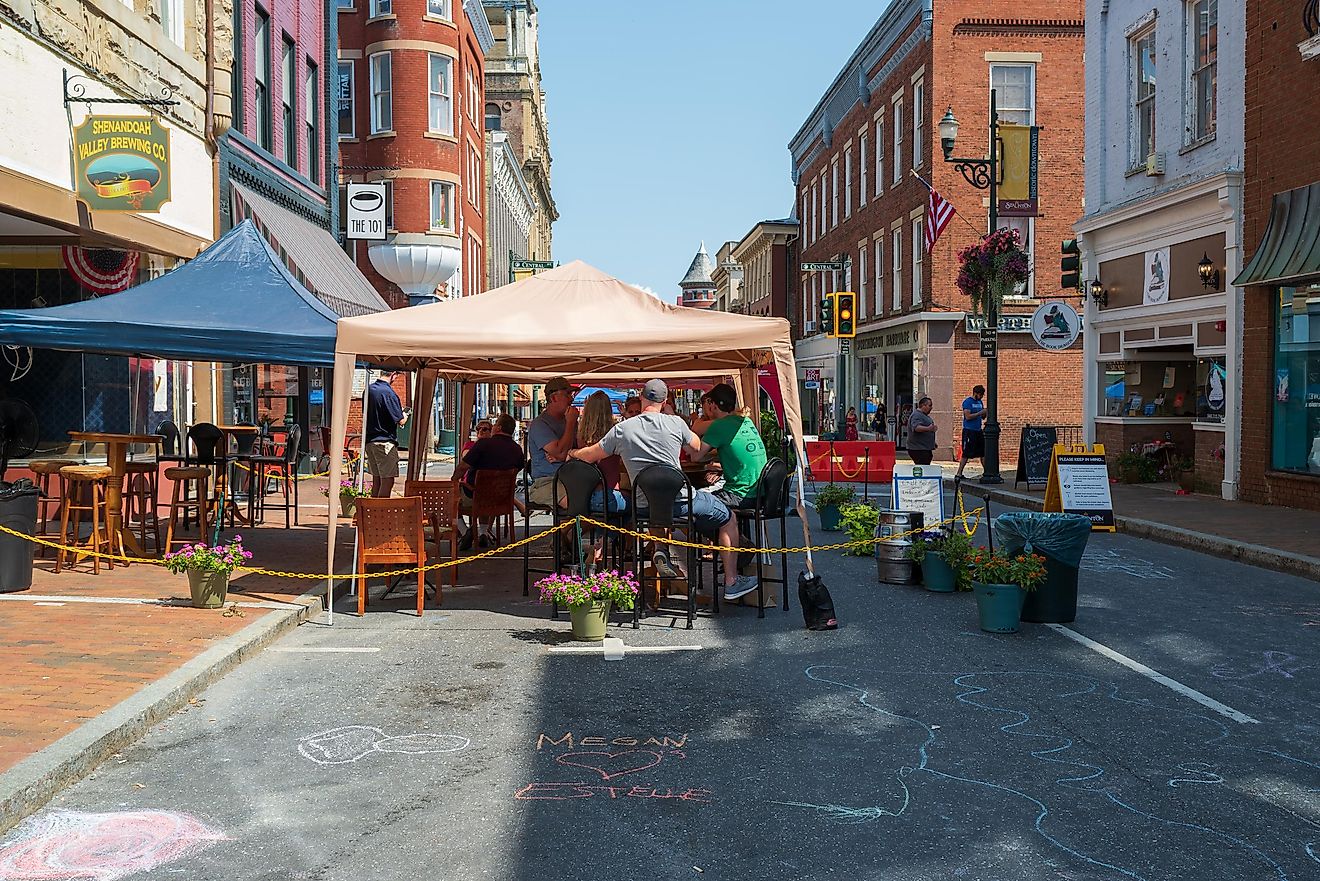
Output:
[568,599,612,642]
[339,495,357,520]
[972,581,1024,633]
[818,503,842,531]
[187,569,230,609]
[922,551,958,593]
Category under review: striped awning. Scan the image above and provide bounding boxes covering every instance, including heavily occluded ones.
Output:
[1235,181,1320,287]
[231,182,390,317]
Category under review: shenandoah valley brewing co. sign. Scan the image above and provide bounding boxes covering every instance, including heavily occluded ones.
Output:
[72,115,171,212]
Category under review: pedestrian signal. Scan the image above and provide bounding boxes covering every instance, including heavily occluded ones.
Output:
[819,293,835,335]
[833,291,856,338]
[1061,239,1082,290]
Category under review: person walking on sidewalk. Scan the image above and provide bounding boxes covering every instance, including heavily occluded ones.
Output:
[906,397,937,465]
[956,384,988,480]
[365,371,408,497]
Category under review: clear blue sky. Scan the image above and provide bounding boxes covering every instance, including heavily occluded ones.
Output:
[537,0,888,299]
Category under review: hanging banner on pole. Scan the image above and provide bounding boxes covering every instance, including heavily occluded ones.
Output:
[997,124,1038,217]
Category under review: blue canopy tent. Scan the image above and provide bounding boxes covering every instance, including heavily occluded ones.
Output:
[0,220,358,366]
[572,386,631,412]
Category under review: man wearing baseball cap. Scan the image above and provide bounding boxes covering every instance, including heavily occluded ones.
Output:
[569,378,758,601]
[526,376,579,508]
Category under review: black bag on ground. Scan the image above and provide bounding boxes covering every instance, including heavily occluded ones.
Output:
[798,571,838,630]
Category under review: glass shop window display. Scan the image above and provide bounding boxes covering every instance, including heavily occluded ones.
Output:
[1273,286,1320,474]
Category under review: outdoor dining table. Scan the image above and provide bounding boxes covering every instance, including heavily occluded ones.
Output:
[67,431,163,560]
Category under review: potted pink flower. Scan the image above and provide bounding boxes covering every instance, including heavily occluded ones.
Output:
[535,569,639,641]
[956,227,1031,315]
[323,479,369,519]
[163,536,253,608]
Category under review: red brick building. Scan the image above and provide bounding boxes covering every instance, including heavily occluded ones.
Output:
[1235,0,1320,509]
[337,0,493,306]
[789,0,1085,455]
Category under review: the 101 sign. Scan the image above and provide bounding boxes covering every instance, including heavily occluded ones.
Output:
[347,183,387,241]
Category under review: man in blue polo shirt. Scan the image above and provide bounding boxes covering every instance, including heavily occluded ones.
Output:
[956,383,988,480]
[365,371,408,497]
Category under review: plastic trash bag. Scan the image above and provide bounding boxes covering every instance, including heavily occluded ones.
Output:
[992,512,1092,566]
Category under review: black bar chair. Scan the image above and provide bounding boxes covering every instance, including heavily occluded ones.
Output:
[629,463,700,630]
[730,458,792,618]
[246,423,303,528]
[521,458,557,596]
[184,423,226,530]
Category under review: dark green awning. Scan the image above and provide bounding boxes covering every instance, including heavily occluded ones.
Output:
[1234,181,1320,287]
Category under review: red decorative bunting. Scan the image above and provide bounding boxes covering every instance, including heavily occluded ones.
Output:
[61,246,140,295]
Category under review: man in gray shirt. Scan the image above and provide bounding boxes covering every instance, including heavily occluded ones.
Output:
[570,378,758,601]
[527,376,579,508]
[906,396,937,465]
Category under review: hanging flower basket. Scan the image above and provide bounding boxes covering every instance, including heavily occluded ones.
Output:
[956,227,1031,316]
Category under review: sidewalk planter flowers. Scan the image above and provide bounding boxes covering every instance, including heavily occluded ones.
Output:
[163,537,253,609]
[838,501,880,556]
[967,549,1047,633]
[814,484,856,532]
[1173,457,1197,494]
[956,227,1031,315]
[907,529,974,593]
[536,569,640,641]
[324,480,369,519]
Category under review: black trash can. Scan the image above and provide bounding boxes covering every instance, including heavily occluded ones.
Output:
[0,479,42,593]
[992,512,1093,624]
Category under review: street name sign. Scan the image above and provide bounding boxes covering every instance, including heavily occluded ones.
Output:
[1044,443,1116,531]
[346,183,387,241]
[801,261,845,271]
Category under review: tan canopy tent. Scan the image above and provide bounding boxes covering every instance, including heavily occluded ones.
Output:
[325,260,810,614]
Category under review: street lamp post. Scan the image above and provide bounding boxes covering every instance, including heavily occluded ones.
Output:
[938,89,1004,484]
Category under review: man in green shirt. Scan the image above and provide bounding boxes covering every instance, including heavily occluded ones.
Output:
[698,383,769,510]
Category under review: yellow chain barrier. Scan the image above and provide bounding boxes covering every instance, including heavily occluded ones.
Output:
[0,504,985,582]
[954,485,983,537]
[232,454,361,481]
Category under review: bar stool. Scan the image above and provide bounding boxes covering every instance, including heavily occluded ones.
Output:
[55,465,114,575]
[123,460,162,554]
[30,459,76,558]
[164,466,213,553]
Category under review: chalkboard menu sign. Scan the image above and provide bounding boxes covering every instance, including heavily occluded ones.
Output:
[1015,425,1058,489]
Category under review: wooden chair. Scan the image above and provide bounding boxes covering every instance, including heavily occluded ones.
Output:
[355,496,426,617]
[56,465,114,575]
[471,468,519,544]
[404,479,459,602]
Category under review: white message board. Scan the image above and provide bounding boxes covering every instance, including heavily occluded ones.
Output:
[1056,453,1115,530]
[892,462,945,532]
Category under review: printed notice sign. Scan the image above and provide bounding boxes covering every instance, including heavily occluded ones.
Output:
[1045,448,1116,531]
[892,463,944,532]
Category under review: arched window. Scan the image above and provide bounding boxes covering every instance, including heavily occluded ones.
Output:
[484,103,502,131]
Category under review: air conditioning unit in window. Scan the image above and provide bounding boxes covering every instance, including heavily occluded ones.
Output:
[1145,152,1166,176]
[805,320,817,333]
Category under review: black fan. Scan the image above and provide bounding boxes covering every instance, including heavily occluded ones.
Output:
[0,399,39,480]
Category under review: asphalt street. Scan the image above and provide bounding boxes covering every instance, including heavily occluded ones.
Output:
[1,493,1318,881]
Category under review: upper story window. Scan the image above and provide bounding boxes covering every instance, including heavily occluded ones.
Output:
[485,102,502,131]
[231,1,243,132]
[991,63,1035,125]
[1131,26,1157,165]
[859,131,868,207]
[1004,217,1034,299]
[891,227,903,312]
[160,0,183,47]
[430,181,454,231]
[370,0,390,16]
[428,54,453,135]
[912,79,924,170]
[1189,0,1217,142]
[305,60,319,182]
[337,0,352,8]
[337,61,354,138]
[254,7,272,150]
[281,37,296,166]
[844,146,853,218]
[891,96,903,185]
[427,0,451,17]
[911,215,923,306]
[875,116,884,196]
[831,160,839,228]
[467,65,479,122]
[369,51,392,133]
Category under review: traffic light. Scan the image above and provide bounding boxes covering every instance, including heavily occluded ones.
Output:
[834,291,856,338]
[1061,239,1082,290]
[819,293,834,335]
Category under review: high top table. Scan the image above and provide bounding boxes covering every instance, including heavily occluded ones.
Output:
[68,431,163,561]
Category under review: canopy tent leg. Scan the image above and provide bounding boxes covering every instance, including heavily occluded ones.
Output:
[325,353,358,625]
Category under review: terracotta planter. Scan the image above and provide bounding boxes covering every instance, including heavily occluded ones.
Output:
[187,569,229,609]
[1176,469,1196,493]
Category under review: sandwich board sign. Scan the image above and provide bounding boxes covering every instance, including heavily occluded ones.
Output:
[1043,443,1116,531]
[346,183,387,241]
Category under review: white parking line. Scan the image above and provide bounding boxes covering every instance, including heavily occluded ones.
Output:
[1047,623,1260,724]
[269,646,381,653]
[548,643,704,658]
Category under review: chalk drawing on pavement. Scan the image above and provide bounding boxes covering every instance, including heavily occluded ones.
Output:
[0,809,227,881]
[298,726,470,765]
[1080,550,1175,579]
[1210,651,1310,681]
[555,750,664,780]
[1167,762,1225,788]
[519,732,706,803]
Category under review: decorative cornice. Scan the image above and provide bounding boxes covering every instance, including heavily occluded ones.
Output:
[465,0,496,55]
[953,18,1085,37]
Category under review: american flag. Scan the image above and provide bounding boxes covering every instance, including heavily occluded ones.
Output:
[925,186,956,253]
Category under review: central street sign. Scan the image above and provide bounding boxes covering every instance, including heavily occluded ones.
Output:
[346,183,387,241]
[801,261,846,271]
[511,258,555,270]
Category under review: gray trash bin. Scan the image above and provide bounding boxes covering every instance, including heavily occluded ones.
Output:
[0,479,42,592]
[992,512,1093,623]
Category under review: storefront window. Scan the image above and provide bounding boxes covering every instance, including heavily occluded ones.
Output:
[1196,357,1227,423]
[1272,286,1320,475]
[1099,357,1198,417]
